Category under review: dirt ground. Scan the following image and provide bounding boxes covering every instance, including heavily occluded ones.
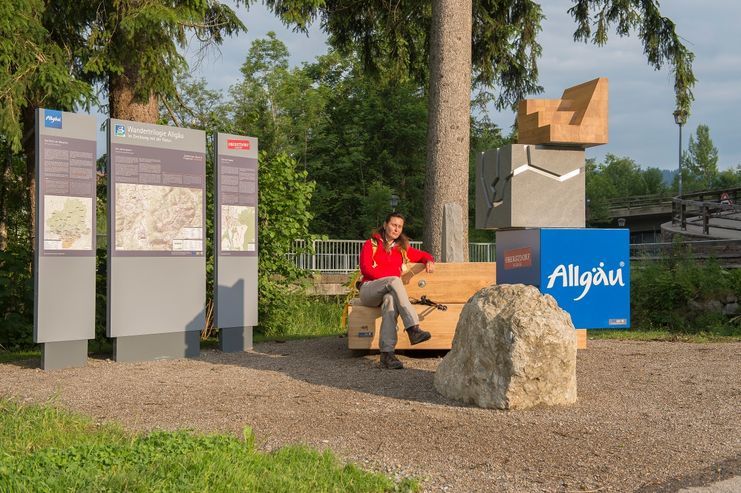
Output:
[1,338,739,492]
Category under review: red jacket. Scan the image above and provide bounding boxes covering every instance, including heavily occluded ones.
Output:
[359,233,434,283]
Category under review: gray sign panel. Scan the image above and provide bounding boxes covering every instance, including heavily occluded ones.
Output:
[108,120,206,339]
[34,109,97,344]
[215,133,259,329]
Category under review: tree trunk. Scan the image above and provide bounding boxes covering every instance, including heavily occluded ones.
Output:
[423,0,472,261]
[109,65,159,123]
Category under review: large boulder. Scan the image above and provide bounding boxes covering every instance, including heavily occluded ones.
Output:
[434,284,577,409]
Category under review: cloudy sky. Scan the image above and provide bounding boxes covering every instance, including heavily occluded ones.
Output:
[185,1,740,172]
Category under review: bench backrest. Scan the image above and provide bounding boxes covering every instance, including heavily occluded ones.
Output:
[401,262,497,304]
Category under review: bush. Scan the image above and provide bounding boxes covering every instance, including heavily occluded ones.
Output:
[0,244,34,349]
[631,253,741,335]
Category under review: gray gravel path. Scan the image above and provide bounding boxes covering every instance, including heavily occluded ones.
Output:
[1,338,739,492]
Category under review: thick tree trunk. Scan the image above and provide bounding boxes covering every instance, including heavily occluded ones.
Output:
[109,65,159,123]
[423,0,472,261]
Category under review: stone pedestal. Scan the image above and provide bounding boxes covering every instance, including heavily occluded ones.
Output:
[475,144,585,230]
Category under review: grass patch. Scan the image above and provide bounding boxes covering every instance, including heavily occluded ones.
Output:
[589,329,741,343]
[0,350,39,364]
[258,294,346,339]
[0,399,418,493]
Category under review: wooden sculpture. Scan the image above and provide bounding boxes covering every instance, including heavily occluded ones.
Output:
[517,77,608,147]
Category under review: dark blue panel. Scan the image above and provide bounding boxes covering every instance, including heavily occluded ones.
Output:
[496,229,541,287]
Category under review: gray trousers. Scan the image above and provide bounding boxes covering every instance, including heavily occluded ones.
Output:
[358,276,419,353]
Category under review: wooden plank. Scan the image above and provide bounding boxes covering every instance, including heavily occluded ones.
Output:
[401,262,497,304]
[347,304,463,350]
[576,329,587,350]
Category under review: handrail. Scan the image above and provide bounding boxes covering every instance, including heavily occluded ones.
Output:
[672,190,741,235]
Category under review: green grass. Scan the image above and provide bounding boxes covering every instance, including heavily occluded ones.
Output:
[589,329,741,343]
[0,399,418,493]
[0,350,39,364]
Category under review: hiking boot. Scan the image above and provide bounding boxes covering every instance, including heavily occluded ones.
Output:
[380,351,404,369]
[406,325,431,345]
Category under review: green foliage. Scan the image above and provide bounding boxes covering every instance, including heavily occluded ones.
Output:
[257,151,320,335]
[0,399,419,493]
[84,0,244,107]
[267,1,694,116]
[681,124,720,191]
[586,154,668,224]
[569,0,696,116]
[0,244,34,349]
[631,251,741,335]
[0,0,92,151]
[305,55,429,239]
[255,294,344,339]
[229,35,430,239]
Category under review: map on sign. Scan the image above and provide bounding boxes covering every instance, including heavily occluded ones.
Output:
[221,205,256,251]
[43,195,93,250]
[115,183,203,251]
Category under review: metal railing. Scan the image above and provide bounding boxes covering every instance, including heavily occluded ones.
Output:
[289,239,497,272]
[672,188,741,235]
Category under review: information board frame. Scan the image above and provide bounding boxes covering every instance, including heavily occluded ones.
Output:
[214,132,259,352]
[107,119,207,361]
[34,108,97,369]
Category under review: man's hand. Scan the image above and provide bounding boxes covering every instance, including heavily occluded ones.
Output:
[425,261,435,273]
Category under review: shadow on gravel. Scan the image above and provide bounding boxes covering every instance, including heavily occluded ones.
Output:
[635,454,741,492]
[201,335,463,407]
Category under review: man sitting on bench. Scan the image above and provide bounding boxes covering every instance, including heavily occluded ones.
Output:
[357,212,435,369]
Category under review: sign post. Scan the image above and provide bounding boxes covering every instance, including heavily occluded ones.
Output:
[108,119,206,362]
[214,133,259,352]
[35,109,97,370]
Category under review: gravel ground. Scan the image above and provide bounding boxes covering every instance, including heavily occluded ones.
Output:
[1,338,739,492]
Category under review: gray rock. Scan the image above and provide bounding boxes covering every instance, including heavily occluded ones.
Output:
[442,203,465,262]
[705,299,724,314]
[723,302,739,316]
[434,284,577,409]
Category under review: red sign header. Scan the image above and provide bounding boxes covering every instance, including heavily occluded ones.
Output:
[504,247,532,270]
[227,139,251,150]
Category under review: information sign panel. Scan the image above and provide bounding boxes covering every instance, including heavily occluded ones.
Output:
[34,108,97,349]
[216,135,258,256]
[38,110,96,256]
[215,133,259,341]
[108,120,206,343]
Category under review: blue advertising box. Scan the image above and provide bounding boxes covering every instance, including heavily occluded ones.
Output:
[496,228,630,329]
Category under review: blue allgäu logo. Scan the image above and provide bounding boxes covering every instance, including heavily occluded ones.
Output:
[114,124,126,137]
[540,229,630,329]
[44,110,63,129]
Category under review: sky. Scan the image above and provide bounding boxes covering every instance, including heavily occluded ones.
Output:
[182,1,741,172]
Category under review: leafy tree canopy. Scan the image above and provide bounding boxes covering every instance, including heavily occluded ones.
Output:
[265,0,695,113]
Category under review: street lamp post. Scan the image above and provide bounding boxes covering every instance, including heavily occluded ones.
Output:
[390,193,399,211]
[673,109,688,197]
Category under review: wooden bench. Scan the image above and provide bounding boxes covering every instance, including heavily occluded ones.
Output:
[347,262,497,350]
[347,262,587,350]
